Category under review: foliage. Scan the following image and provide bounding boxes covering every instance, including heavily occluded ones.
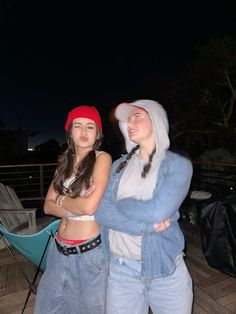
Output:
[193,36,236,128]
[166,36,236,159]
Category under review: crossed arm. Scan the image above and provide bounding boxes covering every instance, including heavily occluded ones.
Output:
[116,156,193,224]
[95,155,192,234]
[43,152,112,218]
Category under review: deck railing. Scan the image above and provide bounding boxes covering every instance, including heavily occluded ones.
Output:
[191,161,236,198]
[0,163,57,208]
[0,160,235,208]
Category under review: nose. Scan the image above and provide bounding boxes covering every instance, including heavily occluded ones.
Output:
[81,126,87,133]
[128,117,135,128]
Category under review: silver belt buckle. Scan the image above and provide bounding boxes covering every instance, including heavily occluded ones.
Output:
[61,246,69,256]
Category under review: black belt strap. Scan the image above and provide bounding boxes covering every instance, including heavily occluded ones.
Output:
[55,234,101,256]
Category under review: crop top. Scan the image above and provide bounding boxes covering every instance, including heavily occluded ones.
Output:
[64,151,105,221]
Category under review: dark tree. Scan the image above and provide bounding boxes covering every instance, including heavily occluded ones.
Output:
[165,36,236,158]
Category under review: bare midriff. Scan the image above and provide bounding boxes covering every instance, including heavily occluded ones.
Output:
[58,218,100,240]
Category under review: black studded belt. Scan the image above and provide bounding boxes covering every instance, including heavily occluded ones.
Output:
[55,234,101,256]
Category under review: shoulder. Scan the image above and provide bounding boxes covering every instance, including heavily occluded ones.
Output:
[96,150,106,157]
[163,150,193,173]
[95,150,112,163]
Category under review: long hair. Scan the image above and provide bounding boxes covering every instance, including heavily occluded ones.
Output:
[53,124,102,197]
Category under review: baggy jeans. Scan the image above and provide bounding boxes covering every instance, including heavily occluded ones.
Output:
[34,235,108,314]
[106,253,193,314]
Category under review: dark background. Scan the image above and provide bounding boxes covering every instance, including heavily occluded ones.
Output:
[0,1,235,152]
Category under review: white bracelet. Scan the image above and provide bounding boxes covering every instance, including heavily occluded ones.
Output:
[63,210,76,218]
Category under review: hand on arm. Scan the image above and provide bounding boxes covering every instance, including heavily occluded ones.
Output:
[43,184,67,218]
[154,218,171,232]
[83,184,96,197]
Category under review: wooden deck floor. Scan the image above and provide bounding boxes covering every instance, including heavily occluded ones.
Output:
[183,227,236,314]
[0,226,236,314]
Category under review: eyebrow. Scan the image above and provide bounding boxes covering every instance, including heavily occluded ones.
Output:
[73,122,96,126]
[129,112,143,118]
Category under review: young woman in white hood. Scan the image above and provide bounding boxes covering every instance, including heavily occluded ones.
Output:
[95,99,193,314]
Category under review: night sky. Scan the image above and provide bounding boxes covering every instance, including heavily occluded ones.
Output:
[0,1,235,147]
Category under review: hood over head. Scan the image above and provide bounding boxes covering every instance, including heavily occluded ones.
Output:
[114,99,170,157]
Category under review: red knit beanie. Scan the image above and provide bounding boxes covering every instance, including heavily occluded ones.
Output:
[65,106,103,134]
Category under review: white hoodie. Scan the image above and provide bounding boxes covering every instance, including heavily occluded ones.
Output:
[116,99,170,200]
[109,100,170,260]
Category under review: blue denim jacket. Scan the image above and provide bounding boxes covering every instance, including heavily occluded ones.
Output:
[95,150,193,279]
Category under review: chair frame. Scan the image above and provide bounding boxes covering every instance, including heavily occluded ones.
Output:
[0,220,59,313]
[0,182,37,233]
[0,182,59,313]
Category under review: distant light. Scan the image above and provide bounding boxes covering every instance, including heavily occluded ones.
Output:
[28,148,35,151]
[230,187,234,190]
[29,176,33,179]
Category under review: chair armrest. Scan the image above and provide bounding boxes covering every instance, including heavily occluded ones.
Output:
[0,208,37,232]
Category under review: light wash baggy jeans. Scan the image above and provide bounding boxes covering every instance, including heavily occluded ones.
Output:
[34,235,108,314]
[106,253,193,314]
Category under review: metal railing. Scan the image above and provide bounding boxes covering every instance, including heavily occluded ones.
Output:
[0,163,57,208]
[191,161,236,199]
[0,161,235,207]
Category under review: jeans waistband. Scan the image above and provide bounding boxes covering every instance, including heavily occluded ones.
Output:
[55,234,101,256]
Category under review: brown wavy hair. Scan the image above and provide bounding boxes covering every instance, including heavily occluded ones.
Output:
[53,124,102,198]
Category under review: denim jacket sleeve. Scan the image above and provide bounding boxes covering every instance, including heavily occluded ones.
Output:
[116,153,193,224]
[95,159,155,235]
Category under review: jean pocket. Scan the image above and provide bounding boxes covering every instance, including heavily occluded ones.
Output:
[82,245,108,273]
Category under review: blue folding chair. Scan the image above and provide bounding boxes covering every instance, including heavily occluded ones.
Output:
[0,219,60,313]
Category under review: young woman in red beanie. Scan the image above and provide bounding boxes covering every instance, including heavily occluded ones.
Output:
[34,106,112,314]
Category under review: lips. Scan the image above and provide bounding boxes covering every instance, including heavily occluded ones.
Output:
[80,136,88,142]
[128,129,137,137]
